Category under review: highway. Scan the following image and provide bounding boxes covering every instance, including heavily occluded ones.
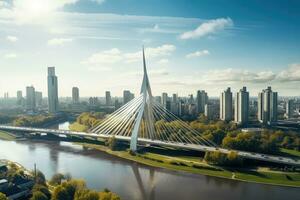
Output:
[0,125,299,167]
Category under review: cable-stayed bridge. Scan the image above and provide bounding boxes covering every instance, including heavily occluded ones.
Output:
[0,48,299,167]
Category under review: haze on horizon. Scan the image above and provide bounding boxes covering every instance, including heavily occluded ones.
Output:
[0,0,300,97]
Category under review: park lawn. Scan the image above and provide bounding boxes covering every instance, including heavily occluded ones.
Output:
[69,122,88,132]
[0,130,16,140]
[79,143,300,187]
[280,148,300,158]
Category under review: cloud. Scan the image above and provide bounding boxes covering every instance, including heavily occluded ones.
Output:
[157,59,169,65]
[277,63,300,82]
[47,38,73,46]
[82,44,176,66]
[186,50,210,58]
[138,24,181,34]
[6,35,18,42]
[4,53,17,59]
[180,17,233,40]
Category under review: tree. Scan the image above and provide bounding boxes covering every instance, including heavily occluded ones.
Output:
[99,190,120,200]
[32,184,51,200]
[0,193,8,200]
[51,185,70,200]
[106,136,117,151]
[31,191,48,200]
[35,170,46,185]
[49,173,65,186]
[61,179,86,200]
[74,189,99,200]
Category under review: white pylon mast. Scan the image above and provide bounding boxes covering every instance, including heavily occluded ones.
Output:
[130,47,155,151]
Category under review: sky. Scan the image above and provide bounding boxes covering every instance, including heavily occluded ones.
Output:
[0,0,300,98]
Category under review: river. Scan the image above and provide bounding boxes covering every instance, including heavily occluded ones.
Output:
[0,121,299,200]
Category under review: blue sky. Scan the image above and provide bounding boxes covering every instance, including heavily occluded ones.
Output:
[0,0,300,97]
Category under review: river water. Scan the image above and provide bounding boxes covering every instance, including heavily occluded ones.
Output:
[0,122,299,200]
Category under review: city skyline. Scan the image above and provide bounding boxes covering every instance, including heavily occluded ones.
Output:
[1,0,300,97]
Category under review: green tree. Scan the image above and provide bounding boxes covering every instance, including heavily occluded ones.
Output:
[51,185,70,200]
[61,179,86,200]
[0,193,8,200]
[35,170,47,185]
[49,173,65,186]
[32,184,51,200]
[30,191,48,200]
[106,136,117,151]
[74,189,99,200]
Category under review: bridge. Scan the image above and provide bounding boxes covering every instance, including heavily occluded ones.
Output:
[1,48,300,167]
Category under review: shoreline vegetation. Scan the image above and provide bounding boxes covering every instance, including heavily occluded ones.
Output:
[0,159,120,200]
[1,112,299,187]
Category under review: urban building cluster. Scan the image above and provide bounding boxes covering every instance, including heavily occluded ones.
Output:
[1,67,300,127]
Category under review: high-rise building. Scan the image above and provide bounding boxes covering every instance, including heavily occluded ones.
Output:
[26,86,36,111]
[72,87,79,104]
[258,86,278,124]
[35,91,43,107]
[47,67,59,113]
[4,92,9,99]
[123,90,134,104]
[286,99,294,119]
[234,87,249,125]
[105,91,112,106]
[205,104,214,120]
[17,90,23,105]
[220,87,233,121]
[172,93,178,103]
[161,92,168,109]
[196,90,208,113]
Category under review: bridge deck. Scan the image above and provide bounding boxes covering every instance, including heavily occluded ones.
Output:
[0,125,299,167]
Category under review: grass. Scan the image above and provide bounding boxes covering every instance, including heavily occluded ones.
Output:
[69,122,88,132]
[0,130,16,140]
[280,148,300,159]
[78,142,300,187]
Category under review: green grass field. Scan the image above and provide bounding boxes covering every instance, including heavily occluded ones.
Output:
[280,148,300,158]
[0,130,16,140]
[79,143,300,187]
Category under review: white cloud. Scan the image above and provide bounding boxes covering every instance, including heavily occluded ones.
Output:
[4,53,17,59]
[186,50,210,58]
[180,17,233,40]
[47,38,73,46]
[138,24,181,34]
[82,44,176,66]
[6,35,18,42]
[277,63,300,82]
[157,59,169,65]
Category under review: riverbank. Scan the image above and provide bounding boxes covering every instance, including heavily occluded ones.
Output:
[77,142,300,188]
[0,130,16,140]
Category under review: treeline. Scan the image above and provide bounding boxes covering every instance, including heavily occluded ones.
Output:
[73,112,106,129]
[0,113,14,124]
[12,114,60,127]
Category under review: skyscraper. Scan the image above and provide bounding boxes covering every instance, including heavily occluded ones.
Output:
[35,91,43,107]
[234,87,249,125]
[196,90,208,113]
[72,87,79,104]
[161,92,168,109]
[123,90,134,104]
[258,86,278,124]
[26,86,36,111]
[105,91,112,106]
[17,90,23,105]
[47,67,59,113]
[220,87,233,121]
[286,99,294,119]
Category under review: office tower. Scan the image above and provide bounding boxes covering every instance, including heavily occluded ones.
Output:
[234,87,249,125]
[155,96,162,104]
[72,87,79,104]
[26,86,36,111]
[17,90,23,105]
[286,99,294,119]
[123,90,134,104]
[4,92,8,99]
[47,67,59,113]
[205,104,214,120]
[258,86,278,124]
[171,93,180,115]
[172,93,178,103]
[35,91,43,107]
[196,90,208,113]
[89,97,99,106]
[188,94,194,104]
[161,92,168,109]
[220,87,233,121]
[188,104,197,116]
[105,91,112,106]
